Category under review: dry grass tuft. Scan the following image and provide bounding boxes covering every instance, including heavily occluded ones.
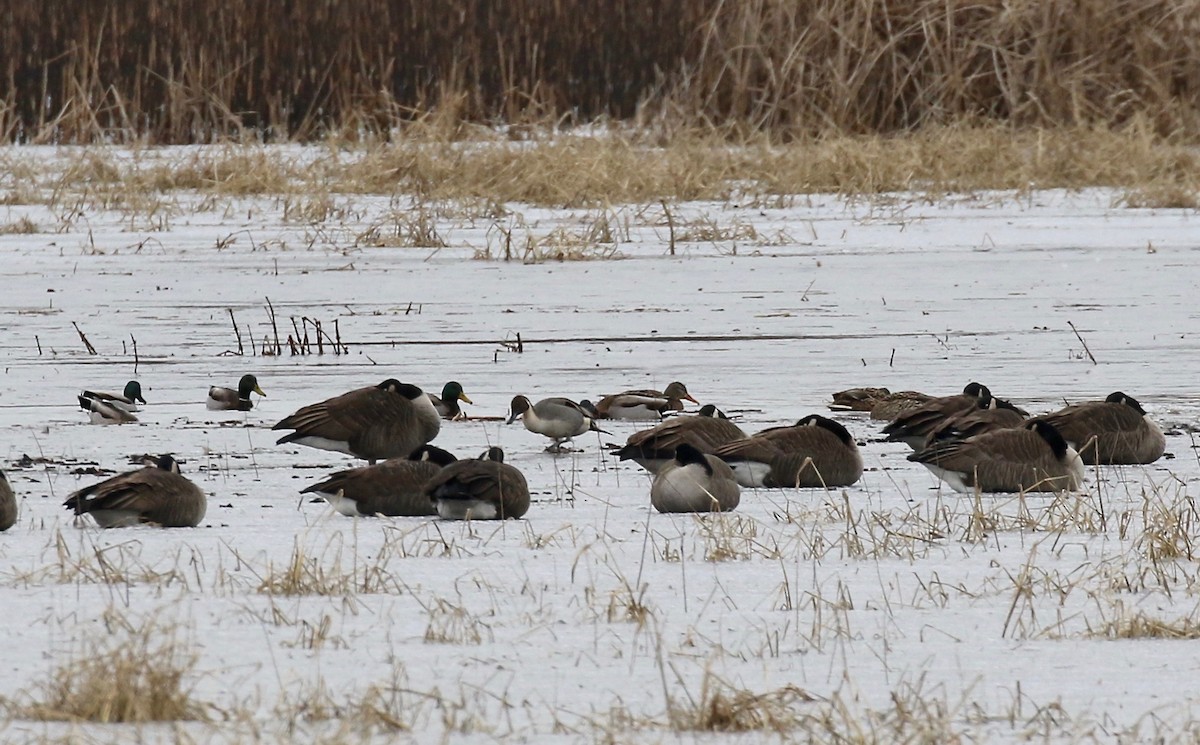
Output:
[7,614,208,723]
[668,671,814,733]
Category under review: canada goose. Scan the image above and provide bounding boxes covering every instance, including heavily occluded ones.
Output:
[0,471,16,531]
[925,398,1027,445]
[302,444,458,517]
[908,420,1085,493]
[274,379,441,464]
[650,443,741,513]
[207,374,266,411]
[78,394,139,424]
[507,395,604,452]
[588,381,699,421]
[714,414,863,488]
[1027,392,1166,465]
[614,404,746,474]
[63,454,207,527]
[425,447,530,520]
[80,380,145,413]
[429,381,473,420]
[883,382,1001,449]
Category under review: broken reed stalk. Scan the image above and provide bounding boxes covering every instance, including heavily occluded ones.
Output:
[662,200,676,256]
[35,334,42,355]
[71,321,98,355]
[264,297,282,355]
[1067,320,1098,365]
[290,317,303,354]
[130,333,139,374]
[227,309,244,355]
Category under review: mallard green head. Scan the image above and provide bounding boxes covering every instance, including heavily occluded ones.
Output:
[442,381,473,405]
[124,380,147,404]
[238,374,266,399]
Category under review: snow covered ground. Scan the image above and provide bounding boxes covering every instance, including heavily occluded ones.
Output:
[0,146,1198,741]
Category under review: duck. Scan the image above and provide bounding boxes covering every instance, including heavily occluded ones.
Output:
[507,395,604,452]
[714,414,863,488]
[80,380,145,413]
[64,454,207,528]
[882,382,1008,449]
[614,404,746,474]
[78,394,139,424]
[1027,392,1166,465]
[429,381,473,420]
[924,398,1027,445]
[586,381,699,421]
[207,374,266,411]
[0,470,16,531]
[907,420,1085,493]
[274,379,441,464]
[425,447,530,520]
[301,444,458,517]
[650,443,741,513]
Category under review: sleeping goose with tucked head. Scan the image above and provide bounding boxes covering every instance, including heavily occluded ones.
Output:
[614,404,746,474]
[589,381,699,421]
[302,444,457,517]
[714,414,863,488]
[908,420,1085,493]
[883,382,1004,449]
[1027,392,1165,465]
[274,379,441,464]
[64,454,207,528]
[507,395,603,452]
[924,398,1027,445]
[207,374,266,411]
[426,447,530,520]
[650,443,741,513]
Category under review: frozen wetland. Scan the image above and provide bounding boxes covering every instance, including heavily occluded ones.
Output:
[0,145,1198,742]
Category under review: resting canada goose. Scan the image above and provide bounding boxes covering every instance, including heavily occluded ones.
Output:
[925,398,1027,445]
[0,471,16,531]
[78,394,139,424]
[908,420,1085,493]
[274,379,441,464]
[714,414,863,488]
[588,381,699,421]
[80,380,145,413]
[63,454,207,527]
[302,444,458,517]
[614,404,746,474]
[429,381,473,420]
[425,447,530,520]
[1027,392,1166,465]
[207,374,266,411]
[883,382,998,449]
[650,444,741,513]
[507,395,604,452]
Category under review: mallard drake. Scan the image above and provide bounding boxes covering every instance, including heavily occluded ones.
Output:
[80,380,145,413]
[302,444,457,517]
[507,395,604,452]
[274,379,440,464]
[207,374,266,411]
[883,383,1011,449]
[908,420,1085,493]
[64,454,207,527]
[650,443,741,513]
[588,381,699,421]
[0,471,16,531]
[425,447,530,520]
[614,404,746,474]
[1027,392,1165,465]
[714,414,863,488]
[429,381,473,420]
[78,394,139,424]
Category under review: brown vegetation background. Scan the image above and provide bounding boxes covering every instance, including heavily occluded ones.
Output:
[3,0,1199,143]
